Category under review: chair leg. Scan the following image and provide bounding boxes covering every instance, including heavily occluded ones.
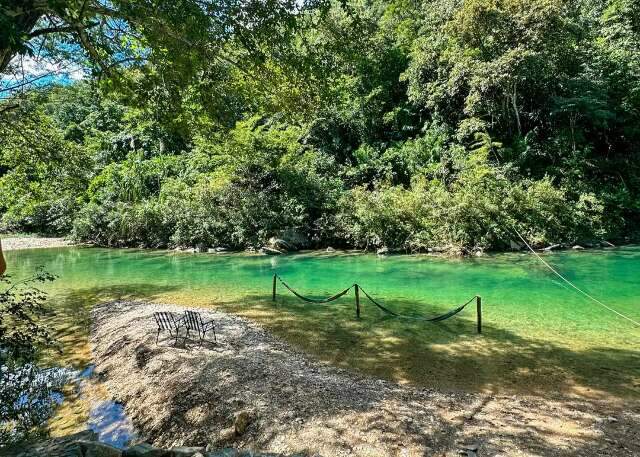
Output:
[213,327,217,343]
[156,329,160,344]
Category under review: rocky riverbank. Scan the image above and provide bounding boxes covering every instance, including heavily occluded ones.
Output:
[7,429,290,457]
[1,236,74,251]
[89,301,640,457]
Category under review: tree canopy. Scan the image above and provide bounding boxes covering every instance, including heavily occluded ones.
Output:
[1,0,639,253]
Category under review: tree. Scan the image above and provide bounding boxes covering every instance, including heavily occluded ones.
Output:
[0,0,312,106]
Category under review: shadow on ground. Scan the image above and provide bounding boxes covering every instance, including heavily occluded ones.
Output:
[90,301,640,457]
[43,283,182,368]
[212,293,640,400]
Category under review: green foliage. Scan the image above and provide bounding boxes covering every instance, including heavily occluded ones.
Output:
[339,151,606,252]
[0,97,92,234]
[0,270,57,364]
[0,271,69,447]
[1,0,638,252]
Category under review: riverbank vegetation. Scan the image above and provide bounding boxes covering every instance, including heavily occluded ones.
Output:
[0,271,69,445]
[1,0,639,252]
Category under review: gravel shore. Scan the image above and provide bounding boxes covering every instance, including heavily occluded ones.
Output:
[1,236,74,251]
[90,301,640,456]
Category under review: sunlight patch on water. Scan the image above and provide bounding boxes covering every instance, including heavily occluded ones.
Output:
[48,364,137,449]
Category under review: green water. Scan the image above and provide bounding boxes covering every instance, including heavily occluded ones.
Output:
[6,246,640,398]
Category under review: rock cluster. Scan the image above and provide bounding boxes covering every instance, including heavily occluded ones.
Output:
[260,230,309,255]
[12,430,295,457]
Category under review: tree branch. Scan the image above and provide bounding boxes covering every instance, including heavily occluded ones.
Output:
[28,22,97,38]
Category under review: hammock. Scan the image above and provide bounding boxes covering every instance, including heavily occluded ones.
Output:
[359,286,476,322]
[274,274,477,323]
[276,274,354,304]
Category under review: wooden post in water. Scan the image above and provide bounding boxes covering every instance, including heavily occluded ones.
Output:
[355,284,361,319]
[272,274,277,302]
[476,295,482,334]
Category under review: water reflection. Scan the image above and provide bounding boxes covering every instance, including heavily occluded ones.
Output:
[86,400,136,449]
[68,363,137,449]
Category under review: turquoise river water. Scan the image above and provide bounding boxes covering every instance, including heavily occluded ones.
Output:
[6,246,640,402]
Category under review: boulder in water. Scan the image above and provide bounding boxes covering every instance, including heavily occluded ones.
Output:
[268,237,293,251]
[260,247,283,255]
[265,229,310,252]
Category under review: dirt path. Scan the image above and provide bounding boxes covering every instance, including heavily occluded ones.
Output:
[91,301,640,456]
[1,236,73,251]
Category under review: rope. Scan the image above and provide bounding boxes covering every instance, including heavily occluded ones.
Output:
[276,275,354,303]
[512,228,640,328]
[359,286,476,322]
[274,274,476,324]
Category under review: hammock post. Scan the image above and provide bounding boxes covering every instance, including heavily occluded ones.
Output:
[272,274,277,302]
[476,295,482,334]
[355,284,361,319]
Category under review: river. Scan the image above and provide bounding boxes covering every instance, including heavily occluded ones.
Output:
[6,246,640,440]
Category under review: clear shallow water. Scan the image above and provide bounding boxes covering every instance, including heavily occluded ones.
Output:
[6,246,640,399]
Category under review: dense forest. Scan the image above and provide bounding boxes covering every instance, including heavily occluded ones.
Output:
[1,0,639,253]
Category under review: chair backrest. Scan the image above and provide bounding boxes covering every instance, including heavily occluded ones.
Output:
[154,311,177,331]
[184,310,203,331]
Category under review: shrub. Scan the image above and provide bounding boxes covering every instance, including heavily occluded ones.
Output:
[0,271,67,446]
[339,151,606,252]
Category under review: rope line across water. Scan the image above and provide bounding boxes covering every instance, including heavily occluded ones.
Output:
[511,228,640,328]
[274,274,476,323]
[275,274,354,303]
[359,286,476,322]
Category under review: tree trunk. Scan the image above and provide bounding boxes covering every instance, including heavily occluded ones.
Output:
[0,238,6,275]
[511,83,522,135]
